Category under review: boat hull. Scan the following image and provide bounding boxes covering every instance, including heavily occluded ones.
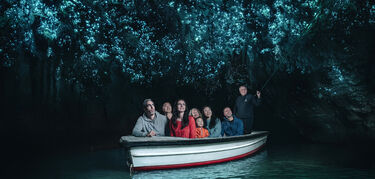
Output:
[120,131,268,171]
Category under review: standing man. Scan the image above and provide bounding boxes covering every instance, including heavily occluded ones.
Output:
[132,99,167,137]
[234,85,261,134]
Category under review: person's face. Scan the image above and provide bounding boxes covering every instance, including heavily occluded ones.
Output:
[177,100,186,113]
[239,86,247,96]
[162,102,172,113]
[203,107,212,118]
[191,109,200,118]
[145,100,155,116]
[223,108,232,119]
[196,118,204,128]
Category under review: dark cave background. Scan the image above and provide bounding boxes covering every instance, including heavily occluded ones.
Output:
[1,1,375,157]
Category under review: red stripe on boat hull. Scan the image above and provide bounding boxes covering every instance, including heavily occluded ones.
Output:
[133,143,265,171]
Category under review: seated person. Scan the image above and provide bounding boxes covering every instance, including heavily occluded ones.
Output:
[221,107,243,137]
[189,108,202,119]
[132,99,167,137]
[162,102,173,120]
[170,99,196,138]
[162,102,173,136]
[195,117,209,138]
[203,106,222,138]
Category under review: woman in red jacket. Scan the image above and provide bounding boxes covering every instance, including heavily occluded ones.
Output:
[170,99,196,138]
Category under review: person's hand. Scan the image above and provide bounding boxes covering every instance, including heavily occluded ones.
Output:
[256,91,261,98]
[147,131,156,137]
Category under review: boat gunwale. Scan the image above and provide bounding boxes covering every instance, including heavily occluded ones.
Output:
[120,131,269,148]
[131,137,267,157]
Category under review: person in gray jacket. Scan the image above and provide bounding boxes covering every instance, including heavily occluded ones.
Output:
[132,99,167,137]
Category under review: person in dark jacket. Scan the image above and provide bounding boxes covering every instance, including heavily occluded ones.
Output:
[221,107,243,136]
[233,85,261,134]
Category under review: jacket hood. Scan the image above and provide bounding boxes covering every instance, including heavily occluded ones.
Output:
[142,111,161,122]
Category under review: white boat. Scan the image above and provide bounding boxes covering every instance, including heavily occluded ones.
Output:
[120,131,269,171]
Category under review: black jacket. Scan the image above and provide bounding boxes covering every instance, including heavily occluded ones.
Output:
[234,94,261,119]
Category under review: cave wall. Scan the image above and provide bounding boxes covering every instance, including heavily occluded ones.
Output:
[1,0,375,145]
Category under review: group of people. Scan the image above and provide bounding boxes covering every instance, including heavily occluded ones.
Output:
[132,85,261,138]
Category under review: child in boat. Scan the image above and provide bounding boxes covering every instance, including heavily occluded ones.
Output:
[195,117,209,138]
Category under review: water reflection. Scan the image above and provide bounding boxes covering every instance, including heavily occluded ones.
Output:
[132,150,268,179]
[26,144,374,179]
[32,149,130,179]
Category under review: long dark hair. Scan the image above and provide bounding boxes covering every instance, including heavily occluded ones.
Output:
[171,99,190,129]
[203,106,217,129]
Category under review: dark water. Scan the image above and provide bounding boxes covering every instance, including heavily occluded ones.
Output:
[12,143,375,179]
